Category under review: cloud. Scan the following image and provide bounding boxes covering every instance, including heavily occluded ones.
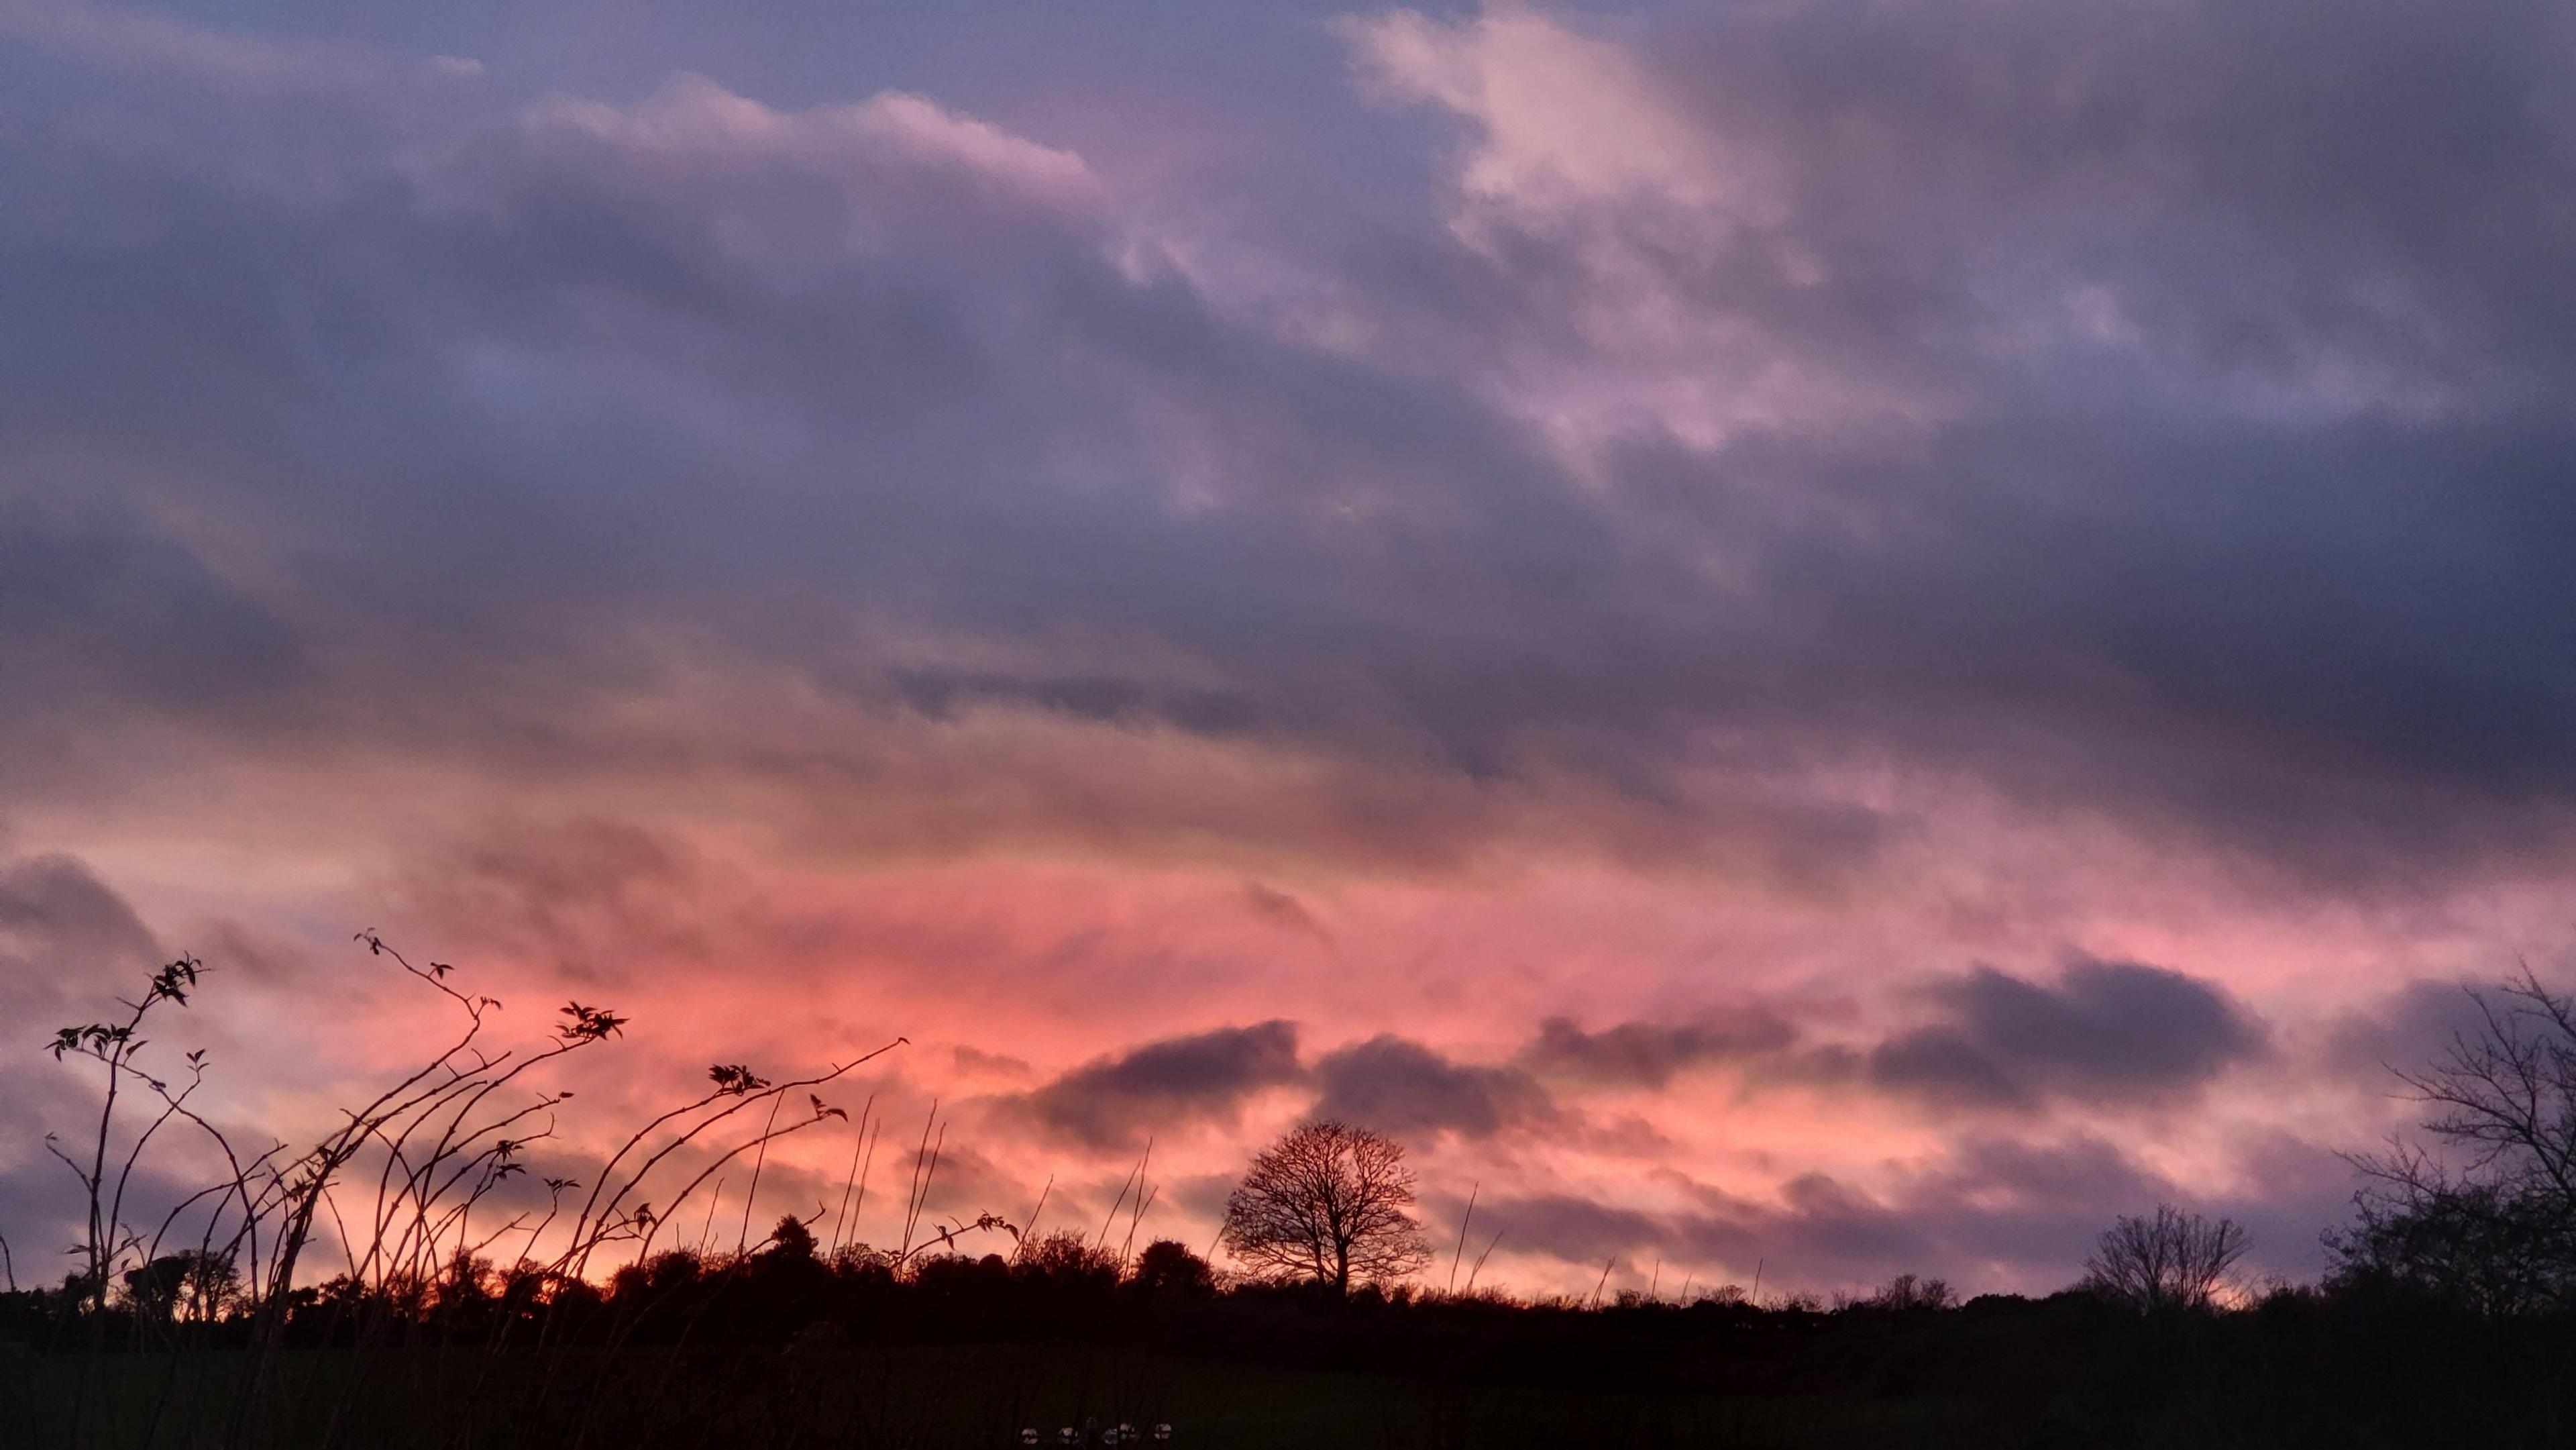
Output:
[1238,882,1328,939]
[1476,1128,2336,1294]
[951,1045,1031,1080]
[0,20,1772,878]
[0,853,168,1083]
[0,853,162,996]
[1311,1033,1556,1139]
[2323,970,2576,1086]
[392,818,712,979]
[1328,0,2576,886]
[0,0,2570,904]
[1519,1009,1799,1088]
[1867,958,2269,1108]
[1008,1021,1303,1149]
[1468,1192,1668,1274]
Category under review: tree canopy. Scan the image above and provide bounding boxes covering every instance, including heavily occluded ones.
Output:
[1221,1121,1430,1294]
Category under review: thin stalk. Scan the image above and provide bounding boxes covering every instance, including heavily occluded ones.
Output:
[1449,1182,1479,1294]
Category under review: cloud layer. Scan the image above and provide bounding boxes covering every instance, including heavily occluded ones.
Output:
[1866,959,2269,1108]
[4,0,2573,1296]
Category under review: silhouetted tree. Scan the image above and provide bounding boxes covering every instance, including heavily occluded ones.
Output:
[119,1249,238,1325]
[2336,969,2576,1314]
[2326,1181,2574,1315]
[765,1214,818,1261]
[1130,1238,1216,1295]
[2082,1204,2247,1312]
[1868,1272,1955,1311]
[1016,1230,1120,1282]
[1221,1121,1430,1294]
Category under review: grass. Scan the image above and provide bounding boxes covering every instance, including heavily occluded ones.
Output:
[0,1343,2086,1450]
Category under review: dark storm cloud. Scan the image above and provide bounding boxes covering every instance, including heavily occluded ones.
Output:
[1008,1021,1303,1149]
[1866,959,2269,1108]
[1519,1010,1801,1088]
[1309,1034,1556,1139]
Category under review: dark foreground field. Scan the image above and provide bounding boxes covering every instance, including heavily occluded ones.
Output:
[8,1288,2571,1450]
[4,1346,1979,1450]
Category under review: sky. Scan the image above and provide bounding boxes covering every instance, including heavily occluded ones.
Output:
[4,0,2574,1300]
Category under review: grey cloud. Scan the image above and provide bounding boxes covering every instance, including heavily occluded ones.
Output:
[1366,0,2576,411]
[0,853,163,1024]
[393,819,710,980]
[2326,978,2493,1083]
[2323,971,2576,1085]
[1868,958,2269,1108]
[0,32,1713,871]
[1519,1010,1800,1088]
[1015,1019,1696,1152]
[1468,1193,1666,1272]
[951,1045,1031,1079]
[1336,0,2576,884]
[1470,1174,1925,1291]
[1864,1030,2025,1108]
[1310,1034,1556,1139]
[890,668,1258,737]
[1165,1170,1242,1225]
[1011,1021,1303,1150]
[1479,1129,2340,1294]
[1237,883,1328,939]
[907,1142,1024,1230]
[0,501,312,744]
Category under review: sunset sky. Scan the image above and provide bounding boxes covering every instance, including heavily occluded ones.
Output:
[5,0,2574,1299]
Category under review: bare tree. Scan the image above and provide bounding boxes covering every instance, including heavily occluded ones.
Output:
[2384,970,2575,1213]
[2334,968,2576,1312]
[2327,1179,2572,1316]
[2082,1204,2247,1312]
[1220,1121,1430,1293]
[1868,1272,1955,1311]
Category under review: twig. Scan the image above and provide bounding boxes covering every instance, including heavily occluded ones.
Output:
[737,1091,788,1253]
[1448,1183,1479,1294]
[1013,1176,1053,1265]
